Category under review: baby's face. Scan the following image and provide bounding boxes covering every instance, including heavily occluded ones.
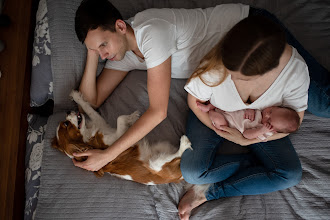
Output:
[261,107,287,131]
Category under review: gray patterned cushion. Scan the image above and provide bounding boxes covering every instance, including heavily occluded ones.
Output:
[30,0,53,107]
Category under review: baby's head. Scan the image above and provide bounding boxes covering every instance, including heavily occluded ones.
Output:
[261,106,300,133]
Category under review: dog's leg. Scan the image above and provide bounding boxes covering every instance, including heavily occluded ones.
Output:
[116,111,140,137]
[177,135,192,156]
[70,90,107,127]
[148,135,192,172]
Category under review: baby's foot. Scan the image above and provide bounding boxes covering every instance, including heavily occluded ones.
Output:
[196,101,215,113]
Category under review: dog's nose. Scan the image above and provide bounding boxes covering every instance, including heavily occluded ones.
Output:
[66,111,71,115]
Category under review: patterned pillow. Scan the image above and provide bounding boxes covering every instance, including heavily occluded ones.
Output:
[30,0,53,107]
[25,114,48,219]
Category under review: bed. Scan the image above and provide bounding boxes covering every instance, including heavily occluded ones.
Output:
[25,0,330,219]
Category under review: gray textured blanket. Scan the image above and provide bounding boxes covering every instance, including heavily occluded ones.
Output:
[36,0,330,219]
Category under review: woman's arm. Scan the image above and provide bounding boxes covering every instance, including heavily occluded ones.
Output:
[216,111,305,146]
[73,57,172,171]
[79,49,128,108]
[187,93,215,130]
[243,124,273,140]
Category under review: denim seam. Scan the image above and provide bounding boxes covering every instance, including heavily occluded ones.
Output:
[254,142,279,172]
[206,161,241,174]
[202,140,226,176]
[222,172,266,187]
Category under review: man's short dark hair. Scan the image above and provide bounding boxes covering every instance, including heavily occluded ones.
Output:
[75,0,123,43]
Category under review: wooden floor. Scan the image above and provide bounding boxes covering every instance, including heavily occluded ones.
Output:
[0,0,35,219]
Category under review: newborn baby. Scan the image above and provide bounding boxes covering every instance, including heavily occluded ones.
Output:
[197,102,300,141]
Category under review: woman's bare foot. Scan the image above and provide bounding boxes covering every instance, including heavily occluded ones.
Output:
[178,187,208,220]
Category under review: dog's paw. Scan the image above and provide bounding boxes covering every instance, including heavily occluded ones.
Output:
[70,90,84,104]
[179,135,192,155]
[126,111,140,126]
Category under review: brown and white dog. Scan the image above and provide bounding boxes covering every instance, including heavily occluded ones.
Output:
[52,90,192,185]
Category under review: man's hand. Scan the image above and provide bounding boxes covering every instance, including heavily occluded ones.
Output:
[244,109,255,121]
[72,148,117,171]
[87,47,100,57]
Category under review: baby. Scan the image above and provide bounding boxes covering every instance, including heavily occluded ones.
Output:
[197,102,300,141]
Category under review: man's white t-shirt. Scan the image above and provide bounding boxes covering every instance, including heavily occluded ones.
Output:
[184,47,310,112]
[105,4,249,78]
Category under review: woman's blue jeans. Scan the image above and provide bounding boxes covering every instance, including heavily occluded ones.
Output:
[180,7,328,201]
[181,110,302,200]
[249,7,330,117]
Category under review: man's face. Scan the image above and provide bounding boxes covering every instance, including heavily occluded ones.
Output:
[84,26,128,61]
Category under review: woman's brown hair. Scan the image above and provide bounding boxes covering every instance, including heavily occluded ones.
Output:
[187,16,286,86]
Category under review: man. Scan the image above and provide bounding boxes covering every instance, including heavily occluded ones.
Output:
[73,0,249,171]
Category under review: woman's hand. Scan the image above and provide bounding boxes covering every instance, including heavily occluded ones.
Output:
[214,125,256,146]
[72,148,116,171]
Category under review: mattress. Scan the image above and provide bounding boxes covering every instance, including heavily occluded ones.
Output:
[27,0,330,219]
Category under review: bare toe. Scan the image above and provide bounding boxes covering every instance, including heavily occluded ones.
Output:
[178,187,207,220]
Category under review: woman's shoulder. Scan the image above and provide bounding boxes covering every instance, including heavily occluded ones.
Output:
[287,47,309,77]
[278,47,309,88]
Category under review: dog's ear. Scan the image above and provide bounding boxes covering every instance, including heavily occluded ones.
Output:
[51,137,61,150]
[67,143,91,162]
[94,169,104,178]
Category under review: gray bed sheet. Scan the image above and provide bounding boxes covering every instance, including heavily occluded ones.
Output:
[35,0,330,219]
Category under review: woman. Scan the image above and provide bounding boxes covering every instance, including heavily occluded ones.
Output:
[178,10,328,219]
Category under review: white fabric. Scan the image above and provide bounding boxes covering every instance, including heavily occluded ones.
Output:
[105,4,249,78]
[184,47,310,112]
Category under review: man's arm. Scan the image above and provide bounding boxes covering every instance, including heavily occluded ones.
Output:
[73,57,173,171]
[79,49,128,108]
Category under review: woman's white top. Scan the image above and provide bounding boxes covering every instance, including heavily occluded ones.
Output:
[184,47,310,112]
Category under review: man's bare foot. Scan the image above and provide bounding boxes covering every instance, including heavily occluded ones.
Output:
[178,187,208,220]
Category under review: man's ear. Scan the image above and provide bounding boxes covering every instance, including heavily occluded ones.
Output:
[116,19,127,33]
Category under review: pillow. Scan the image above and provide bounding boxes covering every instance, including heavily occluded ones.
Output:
[30,0,53,107]
[25,114,48,219]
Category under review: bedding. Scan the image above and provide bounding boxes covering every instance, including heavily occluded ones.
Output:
[26,0,330,219]
[30,0,53,107]
[25,114,48,219]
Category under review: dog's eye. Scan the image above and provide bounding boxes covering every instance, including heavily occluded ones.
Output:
[64,121,69,127]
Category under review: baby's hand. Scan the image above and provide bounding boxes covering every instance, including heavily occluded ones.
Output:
[244,109,255,121]
[262,123,274,132]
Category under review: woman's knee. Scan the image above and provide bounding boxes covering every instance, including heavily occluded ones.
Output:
[287,163,302,187]
[276,162,302,189]
[180,150,206,184]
